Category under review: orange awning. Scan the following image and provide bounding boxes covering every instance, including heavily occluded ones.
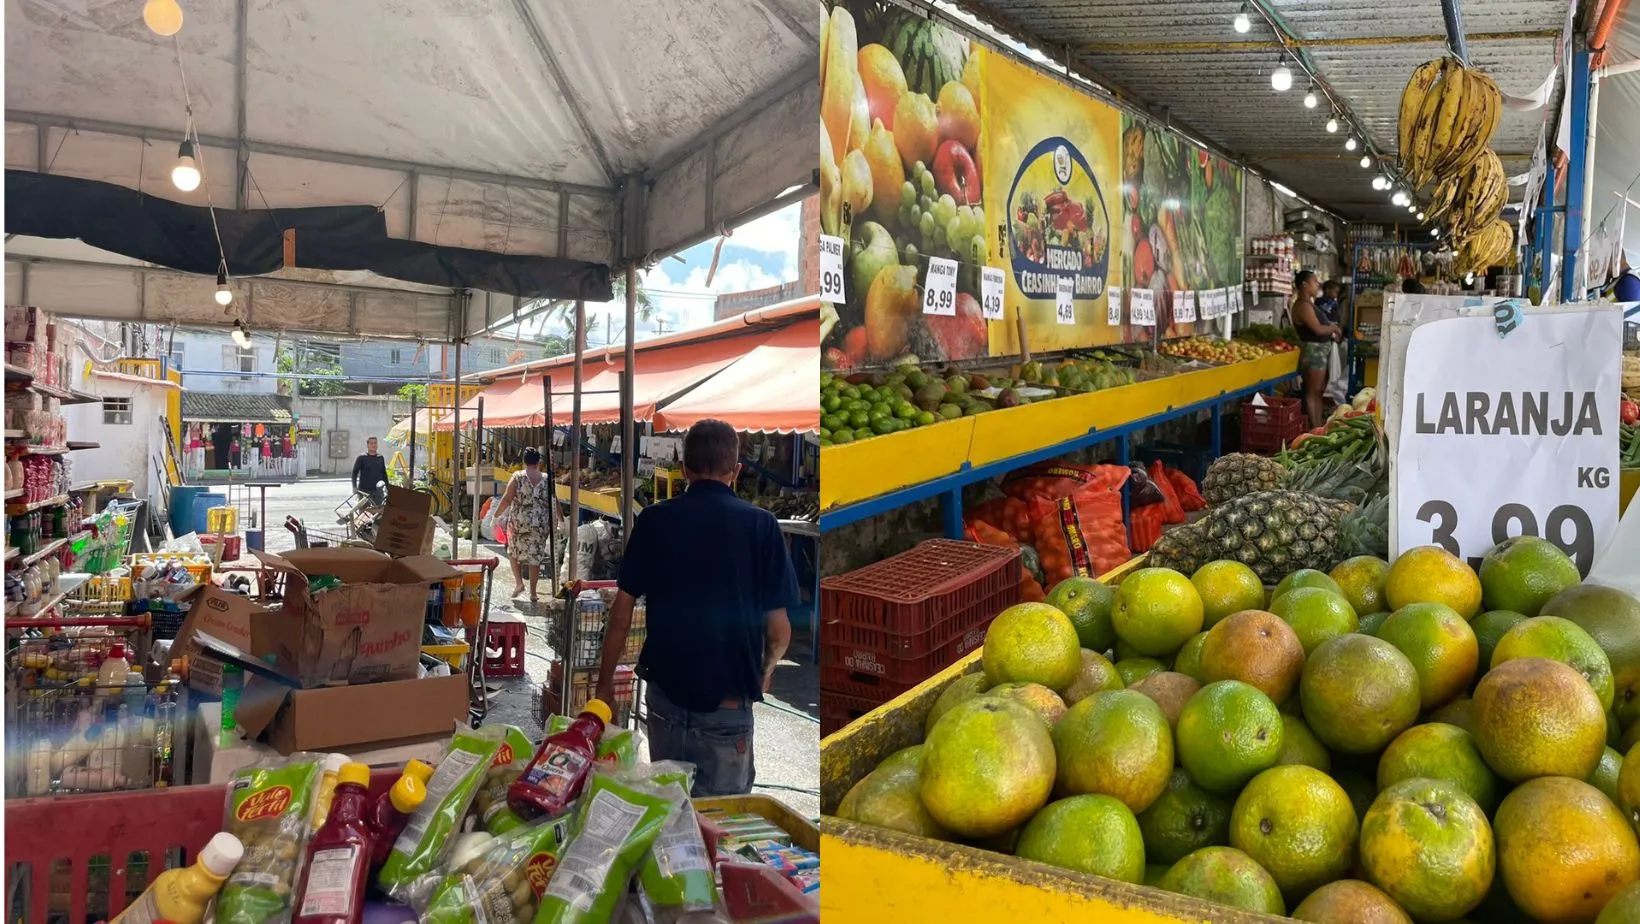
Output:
[653,319,818,434]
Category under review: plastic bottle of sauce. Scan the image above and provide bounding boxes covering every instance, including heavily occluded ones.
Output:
[367,759,433,871]
[108,831,243,924]
[507,698,612,819]
[293,762,375,924]
[309,753,351,830]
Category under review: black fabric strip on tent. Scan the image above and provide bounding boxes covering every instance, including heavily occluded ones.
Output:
[6,170,613,301]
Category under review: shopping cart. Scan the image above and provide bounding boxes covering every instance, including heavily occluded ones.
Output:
[445,557,499,725]
[284,514,375,550]
[5,676,186,799]
[5,619,151,692]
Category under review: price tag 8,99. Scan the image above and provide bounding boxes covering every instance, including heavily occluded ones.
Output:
[980,267,1005,320]
[1175,291,1197,323]
[1055,275,1077,325]
[1130,288,1156,326]
[819,235,845,304]
[1107,285,1124,326]
[922,257,958,316]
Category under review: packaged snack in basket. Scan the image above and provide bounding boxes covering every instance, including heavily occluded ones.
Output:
[637,765,719,914]
[216,753,328,924]
[545,714,637,771]
[376,725,505,907]
[471,726,537,835]
[420,814,574,923]
[533,770,681,924]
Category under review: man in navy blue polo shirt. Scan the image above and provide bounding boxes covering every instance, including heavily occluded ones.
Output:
[595,419,798,796]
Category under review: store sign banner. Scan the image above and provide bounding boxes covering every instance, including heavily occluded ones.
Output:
[1130,288,1156,326]
[1391,301,1622,574]
[1056,275,1077,325]
[1175,291,1196,323]
[1201,289,1228,320]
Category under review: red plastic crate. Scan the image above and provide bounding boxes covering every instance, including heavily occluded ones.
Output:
[483,613,528,677]
[821,538,1020,647]
[1239,394,1306,454]
[820,690,888,737]
[820,614,993,699]
[821,575,1017,659]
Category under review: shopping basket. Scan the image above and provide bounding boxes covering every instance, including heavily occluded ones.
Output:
[5,679,186,800]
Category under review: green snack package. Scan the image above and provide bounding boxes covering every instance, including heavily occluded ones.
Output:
[637,770,719,913]
[216,754,326,924]
[532,772,680,924]
[546,714,637,771]
[472,725,537,835]
[423,815,575,924]
[378,725,505,907]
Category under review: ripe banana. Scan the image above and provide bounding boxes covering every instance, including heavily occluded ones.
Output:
[1439,150,1506,240]
[1399,57,1504,191]
[1456,219,1513,275]
[1399,59,1445,169]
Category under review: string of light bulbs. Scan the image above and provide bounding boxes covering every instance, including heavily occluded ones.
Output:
[144,0,250,341]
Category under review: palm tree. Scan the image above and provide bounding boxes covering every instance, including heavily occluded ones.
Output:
[525,274,657,344]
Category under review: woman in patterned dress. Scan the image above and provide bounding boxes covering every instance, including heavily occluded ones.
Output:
[492,447,553,603]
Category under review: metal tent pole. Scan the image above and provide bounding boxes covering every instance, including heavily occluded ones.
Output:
[563,301,586,714]
[452,341,462,537]
[472,397,484,557]
[408,394,417,484]
[1563,51,1593,302]
[620,266,637,539]
[543,375,558,594]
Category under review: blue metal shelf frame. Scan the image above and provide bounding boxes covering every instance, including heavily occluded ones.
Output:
[818,374,1293,539]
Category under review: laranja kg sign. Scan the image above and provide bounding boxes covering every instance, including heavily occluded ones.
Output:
[1389,299,1622,574]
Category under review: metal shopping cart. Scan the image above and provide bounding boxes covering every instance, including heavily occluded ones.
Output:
[5,675,186,799]
[284,514,376,550]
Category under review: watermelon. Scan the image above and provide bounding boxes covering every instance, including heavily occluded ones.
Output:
[881,11,968,99]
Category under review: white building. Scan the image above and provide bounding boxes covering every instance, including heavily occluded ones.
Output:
[164,330,279,394]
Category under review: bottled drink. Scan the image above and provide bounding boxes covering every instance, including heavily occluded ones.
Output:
[293,763,374,924]
[507,699,612,820]
[109,832,243,924]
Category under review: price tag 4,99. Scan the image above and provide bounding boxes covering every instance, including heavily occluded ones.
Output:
[1175,291,1197,323]
[923,257,958,316]
[1130,288,1156,326]
[1107,285,1124,326]
[1055,275,1076,325]
[819,234,845,304]
[980,267,1005,320]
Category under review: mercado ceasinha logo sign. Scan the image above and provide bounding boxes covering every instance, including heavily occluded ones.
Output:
[1394,305,1622,574]
[1005,137,1112,304]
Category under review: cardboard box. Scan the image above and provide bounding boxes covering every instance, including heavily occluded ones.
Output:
[374,485,437,557]
[167,583,279,671]
[233,672,469,755]
[253,548,459,687]
[192,701,447,784]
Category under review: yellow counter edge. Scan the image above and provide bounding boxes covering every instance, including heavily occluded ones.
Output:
[819,353,1299,511]
[819,556,1290,923]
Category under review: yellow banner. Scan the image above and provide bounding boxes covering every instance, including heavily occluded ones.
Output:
[979,48,1123,356]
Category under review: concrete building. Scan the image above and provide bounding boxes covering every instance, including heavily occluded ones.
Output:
[164,330,279,395]
[339,336,528,394]
[290,395,411,477]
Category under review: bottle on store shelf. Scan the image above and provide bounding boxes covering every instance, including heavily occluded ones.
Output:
[293,762,376,924]
[310,753,352,831]
[108,831,244,924]
[219,663,244,748]
[124,671,147,714]
[98,644,131,686]
[367,760,433,871]
[507,698,612,820]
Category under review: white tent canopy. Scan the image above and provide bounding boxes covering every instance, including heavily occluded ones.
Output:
[4,0,818,339]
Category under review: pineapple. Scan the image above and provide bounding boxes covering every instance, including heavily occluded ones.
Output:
[1200,452,1383,506]
[1148,491,1389,584]
[1201,453,1284,504]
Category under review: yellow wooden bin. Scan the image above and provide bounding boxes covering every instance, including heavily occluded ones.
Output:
[818,558,1286,924]
[1622,468,1639,514]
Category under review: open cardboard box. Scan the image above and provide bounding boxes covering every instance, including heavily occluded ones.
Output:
[253,547,459,688]
[232,671,469,755]
[374,484,437,557]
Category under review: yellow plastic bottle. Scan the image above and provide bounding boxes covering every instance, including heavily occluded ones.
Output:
[109,831,243,924]
[309,753,352,829]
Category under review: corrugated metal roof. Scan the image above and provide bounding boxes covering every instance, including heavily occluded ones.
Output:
[181,392,295,423]
[955,0,1568,224]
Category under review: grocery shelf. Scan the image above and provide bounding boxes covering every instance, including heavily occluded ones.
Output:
[819,352,1298,535]
[30,381,71,400]
[14,538,68,568]
[3,587,70,622]
[3,430,23,440]
[5,494,68,513]
[61,389,100,406]
[553,482,640,519]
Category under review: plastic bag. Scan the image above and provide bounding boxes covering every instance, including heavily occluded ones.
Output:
[1024,477,1132,583]
[1125,463,1167,508]
[1000,461,1129,501]
[420,814,575,923]
[378,725,505,907]
[637,767,719,914]
[216,754,326,924]
[533,771,680,924]
[472,726,538,836]
[545,715,638,771]
[1147,461,1187,525]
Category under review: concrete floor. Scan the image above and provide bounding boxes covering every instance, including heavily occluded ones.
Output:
[213,476,821,818]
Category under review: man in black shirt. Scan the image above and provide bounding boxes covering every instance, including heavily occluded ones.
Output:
[351,436,388,496]
[596,419,798,796]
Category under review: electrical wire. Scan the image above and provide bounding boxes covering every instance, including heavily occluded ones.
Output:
[169,33,234,309]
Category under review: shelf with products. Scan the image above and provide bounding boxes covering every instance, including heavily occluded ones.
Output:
[3,586,70,621]
[819,351,1299,534]
[15,538,68,569]
[5,494,68,514]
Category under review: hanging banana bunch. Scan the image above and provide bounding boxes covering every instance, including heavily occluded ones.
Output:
[1426,150,1507,239]
[1399,57,1503,189]
[1455,219,1514,275]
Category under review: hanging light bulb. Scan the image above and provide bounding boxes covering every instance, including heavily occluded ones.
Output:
[215,270,233,307]
[142,0,184,37]
[231,319,251,348]
[1326,115,1339,133]
[1271,59,1293,92]
[1376,173,1392,190]
[1344,136,1358,152]
[1417,211,1427,221]
[1392,190,1409,207]
[1431,228,1442,238]
[1304,84,1318,109]
[1233,3,1251,33]
[1360,155,1372,169]
[171,139,201,192]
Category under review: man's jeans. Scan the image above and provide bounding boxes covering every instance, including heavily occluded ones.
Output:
[645,682,755,797]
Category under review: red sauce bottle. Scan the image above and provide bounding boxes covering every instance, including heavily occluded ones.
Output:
[507,699,612,820]
[293,762,374,924]
[367,759,432,871]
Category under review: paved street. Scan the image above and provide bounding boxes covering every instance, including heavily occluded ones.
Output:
[213,476,821,817]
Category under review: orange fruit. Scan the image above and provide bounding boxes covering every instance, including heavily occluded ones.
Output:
[1112,568,1204,658]
[1051,690,1173,813]
[1176,680,1285,794]
[1376,602,1480,710]
[1377,722,1501,814]
[1276,713,1332,773]
[1597,881,1640,924]
[1495,776,1640,924]
[1060,648,1124,705]
[982,602,1082,691]
[1270,587,1359,655]
[1428,696,1477,734]
[1300,634,1421,755]
[1385,545,1483,619]
[1330,555,1391,617]
[1158,846,1286,915]
[1045,576,1117,652]
[1492,615,1617,711]
[987,682,1067,729]
[1292,880,1413,924]
[1116,656,1166,687]
[1617,743,1640,829]
[1594,746,1624,804]
[1273,568,1344,603]
[1192,561,1267,628]
[1358,611,1392,637]
[1172,631,1208,681]
[1360,777,1494,921]
[1472,657,1607,784]
[1014,793,1145,884]
[924,672,991,736]
[920,695,1056,838]
[1128,671,1201,729]
[1136,767,1232,864]
[1543,585,1640,717]
[1472,610,1529,679]
[840,745,951,840]
[1198,609,1306,704]
[1479,535,1581,618]
[1230,765,1358,898]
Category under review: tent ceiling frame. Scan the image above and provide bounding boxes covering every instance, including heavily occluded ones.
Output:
[234,0,249,210]
[507,0,618,185]
[749,0,815,44]
[1080,29,1562,54]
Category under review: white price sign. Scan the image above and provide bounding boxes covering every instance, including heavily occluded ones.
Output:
[1055,275,1076,325]
[922,257,958,316]
[1394,308,1621,574]
[1107,286,1123,326]
[1203,288,1229,319]
[1130,288,1156,326]
[1230,287,1244,315]
[819,235,846,304]
[1175,291,1197,323]
[980,267,1006,320]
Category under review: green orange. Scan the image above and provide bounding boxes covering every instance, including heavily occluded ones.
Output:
[1191,560,1267,628]
[1376,601,1480,710]
[1060,648,1124,705]
[1045,576,1117,652]
[1198,609,1306,704]
[1158,846,1286,915]
[1492,615,1617,711]
[1276,714,1331,773]
[1136,767,1232,864]
[1116,656,1166,687]
[1478,535,1581,618]
[1172,631,1208,681]
[1593,746,1624,804]
[1598,881,1640,924]
[1014,793,1145,884]
[1495,776,1640,924]
[920,695,1056,838]
[1271,587,1359,655]
[982,602,1083,691]
[1273,568,1344,603]
[1330,555,1391,617]
[1300,634,1422,755]
[924,672,991,736]
[1385,545,1483,619]
[1051,690,1173,813]
[1230,765,1359,898]
[1471,610,1529,680]
[1175,680,1285,794]
[1360,777,1495,922]
[1128,672,1201,729]
[1292,880,1413,924]
[1472,657,1607,784]
[1377,722,1501,814]
[1112,568,1204,658]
